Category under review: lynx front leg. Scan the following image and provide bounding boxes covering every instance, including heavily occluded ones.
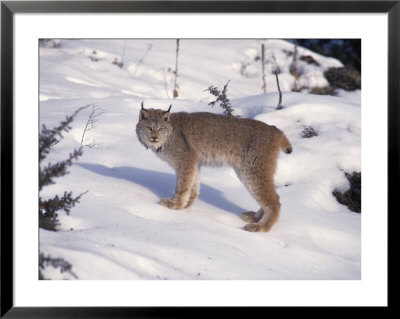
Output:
[160,156,198,210]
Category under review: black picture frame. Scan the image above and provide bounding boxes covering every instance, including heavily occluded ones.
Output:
[1,1,396,317]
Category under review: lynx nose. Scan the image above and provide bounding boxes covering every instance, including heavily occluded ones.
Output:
[150,134,159,143]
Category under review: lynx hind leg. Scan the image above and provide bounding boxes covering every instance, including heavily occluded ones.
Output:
[240,161,281,232]
[160,156,198,210]
[241,209,263,223]
[243,178,280,232]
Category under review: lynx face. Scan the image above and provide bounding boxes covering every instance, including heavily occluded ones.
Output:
[136,105,172,151]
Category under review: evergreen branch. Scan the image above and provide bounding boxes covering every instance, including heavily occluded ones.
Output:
[39,190,88,230]
[39,147,83,191]
[39,105,89,231]
[39,105,90,161]
[39,253,78,280]
[205,80,234,116]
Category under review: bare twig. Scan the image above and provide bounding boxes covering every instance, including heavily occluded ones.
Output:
[132,43,153,76]
[271,53,283,110]
[80,104,105,147]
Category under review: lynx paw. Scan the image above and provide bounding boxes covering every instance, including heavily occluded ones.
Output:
[243,223,260,232]
[160,198,184,210]
[241,211,258,223]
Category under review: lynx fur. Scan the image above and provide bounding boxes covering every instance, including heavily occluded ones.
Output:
[136,103,292,232]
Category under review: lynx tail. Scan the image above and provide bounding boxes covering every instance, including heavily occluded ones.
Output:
[280,133,292,154]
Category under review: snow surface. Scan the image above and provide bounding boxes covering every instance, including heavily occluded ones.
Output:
[39,39,361,280]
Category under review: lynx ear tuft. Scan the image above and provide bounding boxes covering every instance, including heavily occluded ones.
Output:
[162,105,172,113]
[141,101,147,110]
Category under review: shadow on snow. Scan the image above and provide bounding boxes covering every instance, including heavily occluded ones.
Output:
[77,162,246,215]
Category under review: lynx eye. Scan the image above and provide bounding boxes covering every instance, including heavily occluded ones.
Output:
[158,127,165,132]
[146,126,153,131]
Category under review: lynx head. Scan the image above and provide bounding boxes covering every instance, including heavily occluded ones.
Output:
[136,102,173,151]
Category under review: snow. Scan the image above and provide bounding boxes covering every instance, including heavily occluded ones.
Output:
[39,39,361,280]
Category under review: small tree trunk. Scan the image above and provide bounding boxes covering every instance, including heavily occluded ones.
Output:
[261,43,267,93]
[173,39,180,98]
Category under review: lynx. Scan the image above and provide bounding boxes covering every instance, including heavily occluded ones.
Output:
[136,103,292,232]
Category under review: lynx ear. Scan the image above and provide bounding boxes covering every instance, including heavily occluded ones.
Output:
[161,105,172,122]
[140,102,149,120]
